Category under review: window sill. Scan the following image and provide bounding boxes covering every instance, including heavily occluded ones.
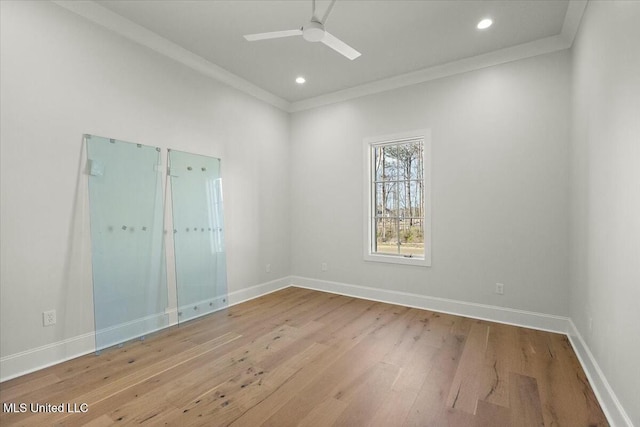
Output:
[363,253,431,267]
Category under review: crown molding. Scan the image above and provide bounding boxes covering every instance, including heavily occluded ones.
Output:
[290,0,588,112]
[52,0,291,112]
[52,0,587,114]
[289,34,570,112]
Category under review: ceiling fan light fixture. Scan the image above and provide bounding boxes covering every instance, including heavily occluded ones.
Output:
[302,21,325,42]
[295,76,306,84]
[477,18,493,30]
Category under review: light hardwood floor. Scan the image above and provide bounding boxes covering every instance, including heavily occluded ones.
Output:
[0,287,608,426]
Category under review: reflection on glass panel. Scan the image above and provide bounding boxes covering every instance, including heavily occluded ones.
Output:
[169,150,227,323]
[86,135,168,352]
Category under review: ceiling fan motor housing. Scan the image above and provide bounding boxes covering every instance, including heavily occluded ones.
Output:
[303,20,325,42]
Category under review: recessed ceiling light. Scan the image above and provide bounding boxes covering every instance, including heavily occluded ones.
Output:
[477,18,493,30]
[295,76,306,84]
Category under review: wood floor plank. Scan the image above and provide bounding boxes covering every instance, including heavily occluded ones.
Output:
[474,399,511,427]
[389,338,439,395]
[229,339,356,426]
[0,373,61,402]
[0,288,609,427]
[296,396,347,427]
[382,308,433,367]
[332,361,399,426]
[403,333,467,426]
[368,387,418,427]
[76,414,114,427]
[261,336,393,425]
[176,330,333,425]
[477,322,521,408]
[446,320,490,414]
[509,372,545,427]
[534,332,608,427]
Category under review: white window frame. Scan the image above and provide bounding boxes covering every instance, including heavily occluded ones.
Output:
[363,130,431,267]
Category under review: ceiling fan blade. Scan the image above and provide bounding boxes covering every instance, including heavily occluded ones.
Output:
[244,29,302,41]
[321,31,361,60]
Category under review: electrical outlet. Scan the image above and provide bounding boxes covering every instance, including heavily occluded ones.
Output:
[266,263,271,273]
[321,262,328,272]
[43,310,56,326]
[495,283,504,295]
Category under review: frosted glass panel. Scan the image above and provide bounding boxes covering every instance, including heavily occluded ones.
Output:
[86,135,168,351]
[169,150,228,323]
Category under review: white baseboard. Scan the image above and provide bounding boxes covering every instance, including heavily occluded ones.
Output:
[227,276,292,307]
[290,276,570,333]
[0,276,291,383]
[0,333,95,383]
[567,320,634,427]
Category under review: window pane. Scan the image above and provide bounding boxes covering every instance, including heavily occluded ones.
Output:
[383,146,398,181]
[409,141,423,180]
[374,146,385,181]
[395,144,410,182]
[398,180,420,216]
[399,236,424,256]
[398,182,408,219]
[375,217,399,254]
[374,183,383,217]
[399,205,423,256]
[376,182,398,217]
[415,180,423,218]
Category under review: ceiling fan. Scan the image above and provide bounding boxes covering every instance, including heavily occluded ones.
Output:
[243,0,361,60]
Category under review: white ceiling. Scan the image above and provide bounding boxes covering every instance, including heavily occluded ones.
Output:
[61,0,583,111]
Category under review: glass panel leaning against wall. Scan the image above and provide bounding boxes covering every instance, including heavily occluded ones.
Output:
[365,130,431,266]
[168,150,228,323]
[85,135,169,352]
[85,137,229,351]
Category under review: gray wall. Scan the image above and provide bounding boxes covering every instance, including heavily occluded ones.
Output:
[290,50,572,316]
[0,1,291,359]
[570,1,640,424]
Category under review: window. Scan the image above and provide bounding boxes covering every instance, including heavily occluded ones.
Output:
[364,130,431,266]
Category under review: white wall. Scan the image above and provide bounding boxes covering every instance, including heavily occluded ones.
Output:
[290,50,572,316]
[570,1,640,425]
[0,0,290,369]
